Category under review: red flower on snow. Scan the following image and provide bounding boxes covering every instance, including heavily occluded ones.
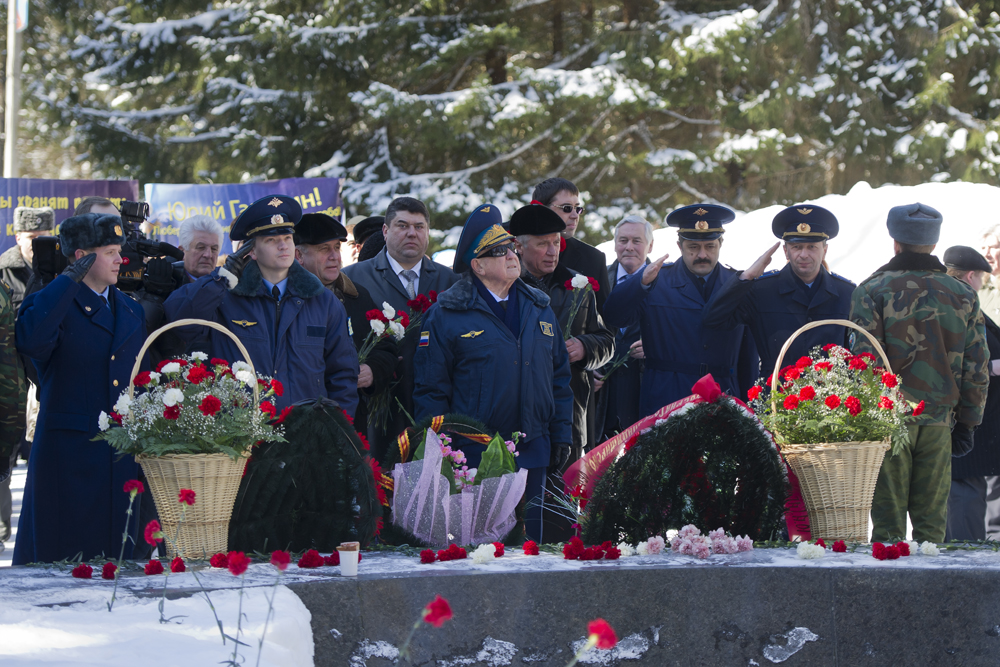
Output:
[420,549,437,564]
[588,619,618,650]
[186,365,213,384]
[178,489,196,505]
[144,559,164,575]
[783,395,800,410]
[423,595,453,628]
[199,395,222,417]
[493,542,505,558]
[913,400,925,416]
[896,541,911,557]
[799,386,816,401]
[170,557,186,573]
[270,379,284,397]
[825,395,841,409]
[143,520,163,545]
[881,373,899,388]
[209,552,229,568]
[523,540,540,556]
[298,549,324,569]
[563,536,586,560]
[71,563,93,579]
[102,562,117,579]
[872,542,887,560]
[747,386,762,401]
[227,551,251,576]
[604,545,621,560]
[323,551,340,567]
[832,540,847,553]
[845,396,862,416]
[163,405,181,420]
[878,396,894,410]
[270,550,291,571]
[123,479,144,495]
[815,539,826,548]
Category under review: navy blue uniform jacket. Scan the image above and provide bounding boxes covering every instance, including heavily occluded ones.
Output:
[14,276,145,564]
[603,261,757,417]
[413,277,573,469]
[703,265,855,380]
[164,261,359,416]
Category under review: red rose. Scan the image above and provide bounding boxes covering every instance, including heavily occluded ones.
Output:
[397,312,410,328]
[71,563,93,579]
[832,540,847,553]
[422,595,453,628]
[493,542,505,558]
[298,549,324,569]
[270,379,284,397]
[815,538,826,548]
[845,396,862,416]
[588,618,618,650]
[747,386,762,401]
[795,356,813,369]
[420,549,437,564]
[814,361,833,372]
[270,550,291,571]
[178,489,196,506]
[913,400,925,416]
[186,365,213,384]
[784,367,801,381]
[588,276,600,292]
[878,396,894,410]
[163,405,181,420]
[123,479,144,495]
[133,371,152,387]
[260,401,277,418]
[783,395,800,410]
[884,545,900,560]
[210,358,229,367]
[523,540,540,555]
[323,551,340,567]
[143,520,163,545]
[881,373,899,388]
[209,552,229,568]
[227,551,251,576]
[102,562,117,579]
[896,541,910,557]
[825,395,841,409]
[199,395,222,417]
[170,557,186,573]
[144,559,165,575]
[365,309,387,322]
[604,546,621,560]
[799,386,816,401]
[848,356,868,371]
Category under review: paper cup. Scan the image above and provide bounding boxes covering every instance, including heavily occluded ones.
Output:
[337,542,360,576]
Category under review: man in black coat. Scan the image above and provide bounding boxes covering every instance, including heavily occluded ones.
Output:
[295,213,398,447]
[0,206,53,311]
[944,246,1000,541]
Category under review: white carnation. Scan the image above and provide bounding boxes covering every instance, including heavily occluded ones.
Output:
[617,542,636,557]
[162,388,185,407]
[906,540,919,555]
[159,362,181,374]
[190,351,208,361]
[796,542,825,560]
[113,394,132,416]
[571,274,589,289]
[148,372,161,385]
[232,361,252,375]
[471,543,496,564]
[235,370,255,385]
[370,320,386,336]
[382,301,395,319]
[919,541,940,556]
[388,321,405,341]
[636,542,650,556]
[98,411,111,431]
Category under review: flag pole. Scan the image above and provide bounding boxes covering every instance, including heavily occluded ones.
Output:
[4,0,22,178]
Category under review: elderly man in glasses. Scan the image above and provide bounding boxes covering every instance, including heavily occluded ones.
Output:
[414,204,573,543]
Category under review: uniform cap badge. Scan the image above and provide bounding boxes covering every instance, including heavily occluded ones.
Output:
[267,198,283,208]
[114,225,123,236]
[796,207,813,215]
[797,223,811,233]
[271,214,284,224]
[695,220,709,231]
[694,208,708,216]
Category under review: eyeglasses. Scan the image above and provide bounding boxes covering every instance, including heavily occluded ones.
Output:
[479,242,516,258]
[551,204,584,215]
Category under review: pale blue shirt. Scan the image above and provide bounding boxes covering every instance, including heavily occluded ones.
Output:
[262,277,288,300]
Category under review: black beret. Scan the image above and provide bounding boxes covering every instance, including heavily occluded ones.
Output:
[358,229,386,262]
[508,204,566,237]
[772,204,839,242]
[352,216,384,246]
[294,213,348,245]
[944,246,992,273]
[59,213,127,256]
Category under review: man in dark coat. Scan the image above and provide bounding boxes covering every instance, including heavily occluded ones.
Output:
[414,204,573,543]
[343,197,460,453]
[512,204,614,459]
[531,178,612,314]
[1,206,53,311]
[703,204,856,382]
[294,213,398,445]
[603,204,758,417]
[944,246,1000,541]
[14,213,145,564]
[164,195,359,415]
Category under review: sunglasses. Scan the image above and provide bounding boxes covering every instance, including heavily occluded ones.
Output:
[551,204,585,215]
[479,242,516,258]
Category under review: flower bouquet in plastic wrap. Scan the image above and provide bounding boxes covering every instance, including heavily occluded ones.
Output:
[392,429,527,548]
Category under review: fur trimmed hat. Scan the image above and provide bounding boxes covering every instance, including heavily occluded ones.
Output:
[13,206,55,233]
[886,202,942,245]
[58,213,127,256]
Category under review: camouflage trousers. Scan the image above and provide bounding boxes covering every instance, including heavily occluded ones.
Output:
[870,424,951,544]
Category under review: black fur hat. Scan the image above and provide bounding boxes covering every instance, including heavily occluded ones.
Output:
[59,213,127,256]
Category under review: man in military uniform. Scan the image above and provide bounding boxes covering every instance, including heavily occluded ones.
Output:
[703,204,855,381]
[0,282,26,550]
[165,195,359,415]
[0,206,54,310]
[294,213,398,447]
[851,203,989,544]
[414,204,573,542]
[603,204,758,416]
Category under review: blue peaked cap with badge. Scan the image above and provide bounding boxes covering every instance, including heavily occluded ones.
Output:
[666,204,735,241]
[772,204,839,243]
[230,194,302,241]
[453,203,515,274]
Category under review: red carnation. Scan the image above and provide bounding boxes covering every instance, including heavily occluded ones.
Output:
[913,400,925,416]
[848,356,868,371]
[199,395,222,417]
[186,365,213,384]
[323,551,340,566]
[588,618,618,650]
[881,373,899,388]
[170,557,186,573]
[176,359,189,367]
[209,552,229,568]
[588,276,600,292]
[799,386,816,401]
[155,359,172,372]
[71,563,93,579]
[133,371,152,387]
[493,542,505,558]
[795,356,813,369]
[102,562,117,579]
[260,401,277,418]
[397,312,410,328]
[420,549,437,564]
[783,395,800,410]
[210,358,229,367]
[227,551,251,576]
[822,343,838,352]
[845,396,862,416]
[784,367,801,381]
[563,536,586,560]
[563,279,574,290]
[270,550,291,571]
[298,549,324,569]
[423,595,453,628]
[143,520,163,545]
[429,291,438,302]
[884,545,900,560]
[275,406,293,425]
[747,386,762,401]
[859,352,877,362]
[815,538,826,548]
[123,479,144,495]
[559,236,567,253]
[604,546,621,560]
[178,489,196,506]
[896,541,910,557]
[365,309,388,322]
[832,540,847,553]
[144,559,165,575]
[163,405,181,420]
[872,542,887,560]
[878,396,894,410]
[523,540,540,555]
[109,411,123,424]
[825,395,841,409]
[814,361,833,372]
[270,379,284,397]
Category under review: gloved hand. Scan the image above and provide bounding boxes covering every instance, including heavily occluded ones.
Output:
[60,252,97,283]
[143,257,176,296]
[221,242,254,289]
[548,442,571,473]
[952,423,975,458]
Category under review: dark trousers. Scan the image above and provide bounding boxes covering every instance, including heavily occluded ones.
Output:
[946,476,987,541]
[524,467,546,543]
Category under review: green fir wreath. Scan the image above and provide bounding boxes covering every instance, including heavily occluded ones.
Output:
[583,397,788,545]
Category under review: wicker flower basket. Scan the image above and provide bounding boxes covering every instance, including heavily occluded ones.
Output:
[772,319,892,542]
[128,319,260,559]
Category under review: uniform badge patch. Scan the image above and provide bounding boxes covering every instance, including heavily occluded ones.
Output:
[460,330,484,339]
[231,319,258,328]
[347,318,353,336]
[539,321,554,336]
[419,331,430,347]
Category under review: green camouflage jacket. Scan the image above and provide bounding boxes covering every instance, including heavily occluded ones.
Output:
[0,280,26,467]
[850,252,988,427]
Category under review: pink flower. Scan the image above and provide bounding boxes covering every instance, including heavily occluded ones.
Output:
[270,550,291,571]
[707,527,726,541]
[735,536,754,552]
[646,536,665,555]
[693,542,712,559]
[677,524,701,539]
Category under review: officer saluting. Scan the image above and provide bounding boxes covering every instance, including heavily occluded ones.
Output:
[703,204,855,381]
[603,204,757,416]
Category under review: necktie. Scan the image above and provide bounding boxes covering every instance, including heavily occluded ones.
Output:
[617,274,627,285]
[271,285,281,301]
[696,276,707,301]
[401,269,418,299]
[499,300,508,312]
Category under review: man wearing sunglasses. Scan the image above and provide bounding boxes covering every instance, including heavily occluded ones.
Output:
[414,204,573,543]
[531,178,612,314]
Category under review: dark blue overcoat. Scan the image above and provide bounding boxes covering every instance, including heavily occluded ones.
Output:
[14,276,144,564]
[603,261,758,418]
